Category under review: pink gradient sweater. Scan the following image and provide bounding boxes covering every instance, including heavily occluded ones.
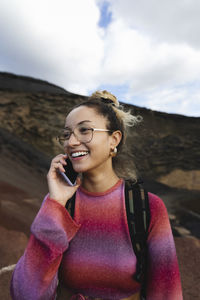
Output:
[10,179,183,299]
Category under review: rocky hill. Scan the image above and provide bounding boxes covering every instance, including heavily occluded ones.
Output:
[1,72,200,210]
[0,72,69,94]
[0,72,200,299]
[1,72,200,181]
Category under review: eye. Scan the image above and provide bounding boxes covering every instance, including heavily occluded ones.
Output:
[78,126,91,135]
[63,130,71,139]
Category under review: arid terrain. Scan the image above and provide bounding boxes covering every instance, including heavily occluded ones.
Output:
[0,72,200,299]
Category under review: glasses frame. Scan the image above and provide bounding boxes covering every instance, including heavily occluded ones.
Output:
[57,127,112,146]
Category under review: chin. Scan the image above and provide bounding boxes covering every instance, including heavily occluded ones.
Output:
[73,165,88,174]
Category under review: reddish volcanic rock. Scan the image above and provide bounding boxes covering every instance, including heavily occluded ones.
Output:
[175,236,200,300]
[0,271,13,300]
[0,226,28,300]
[0,226,28,269]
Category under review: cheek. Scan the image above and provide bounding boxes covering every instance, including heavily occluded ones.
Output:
[90,137,111,156]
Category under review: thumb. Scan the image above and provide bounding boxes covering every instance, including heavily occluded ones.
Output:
[75,176,81,190]
[74,176,81,191]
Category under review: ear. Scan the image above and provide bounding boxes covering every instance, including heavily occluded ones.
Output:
[110,130,122,149]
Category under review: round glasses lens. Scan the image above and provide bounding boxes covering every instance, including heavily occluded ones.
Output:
[74,125,93,143]
[58,130,70,145]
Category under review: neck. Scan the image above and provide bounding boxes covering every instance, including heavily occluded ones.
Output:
[81,167,120,193]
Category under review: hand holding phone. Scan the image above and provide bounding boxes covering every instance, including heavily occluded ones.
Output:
[59,157,78,186]
[47,154,80,206]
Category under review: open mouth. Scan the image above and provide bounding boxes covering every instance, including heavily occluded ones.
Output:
[71,151,89,158]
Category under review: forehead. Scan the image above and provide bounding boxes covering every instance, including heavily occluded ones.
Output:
[65,106,107,127]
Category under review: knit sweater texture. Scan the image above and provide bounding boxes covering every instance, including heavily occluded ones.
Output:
[10,179,183,300]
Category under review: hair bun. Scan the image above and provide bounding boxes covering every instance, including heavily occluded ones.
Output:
[91,90,120,107]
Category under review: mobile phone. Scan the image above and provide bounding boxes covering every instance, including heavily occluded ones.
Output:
[59,158,78,186]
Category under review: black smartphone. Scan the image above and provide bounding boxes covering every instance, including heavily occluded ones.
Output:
[59,157,78,186]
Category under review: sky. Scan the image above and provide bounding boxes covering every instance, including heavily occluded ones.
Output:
[0,0,200,117]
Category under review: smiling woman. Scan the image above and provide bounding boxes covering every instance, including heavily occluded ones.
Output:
[10,91,183,300]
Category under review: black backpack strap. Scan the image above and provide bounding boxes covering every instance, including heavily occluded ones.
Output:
[65,193,76,217]
[125,179,150,299]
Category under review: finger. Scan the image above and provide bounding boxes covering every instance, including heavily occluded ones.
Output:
[51,162,65,173]
[52,154,67,164]
[51,155,67,167]
[57,162,66,173]
[76,175,81,185]
[59,157,67,165]
[74,176,81,188]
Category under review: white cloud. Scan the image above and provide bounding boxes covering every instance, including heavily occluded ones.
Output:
[0,0,104,94]
[97,18,200,87]
[95,1,200,116]
[108,0,200,48]
[144,85,200,117]
[0,0,200,116]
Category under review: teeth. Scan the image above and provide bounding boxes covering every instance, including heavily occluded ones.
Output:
[71,151,88,158]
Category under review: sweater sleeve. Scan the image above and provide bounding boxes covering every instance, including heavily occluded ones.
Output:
[10,195,81,300]
[146,193,183,300]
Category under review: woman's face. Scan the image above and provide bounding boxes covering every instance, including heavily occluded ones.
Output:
[64,106,120,175]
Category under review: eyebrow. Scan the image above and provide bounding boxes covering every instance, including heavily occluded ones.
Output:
[64,120,92,129]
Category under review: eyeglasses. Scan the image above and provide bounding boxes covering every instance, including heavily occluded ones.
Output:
[57,124,112,146]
